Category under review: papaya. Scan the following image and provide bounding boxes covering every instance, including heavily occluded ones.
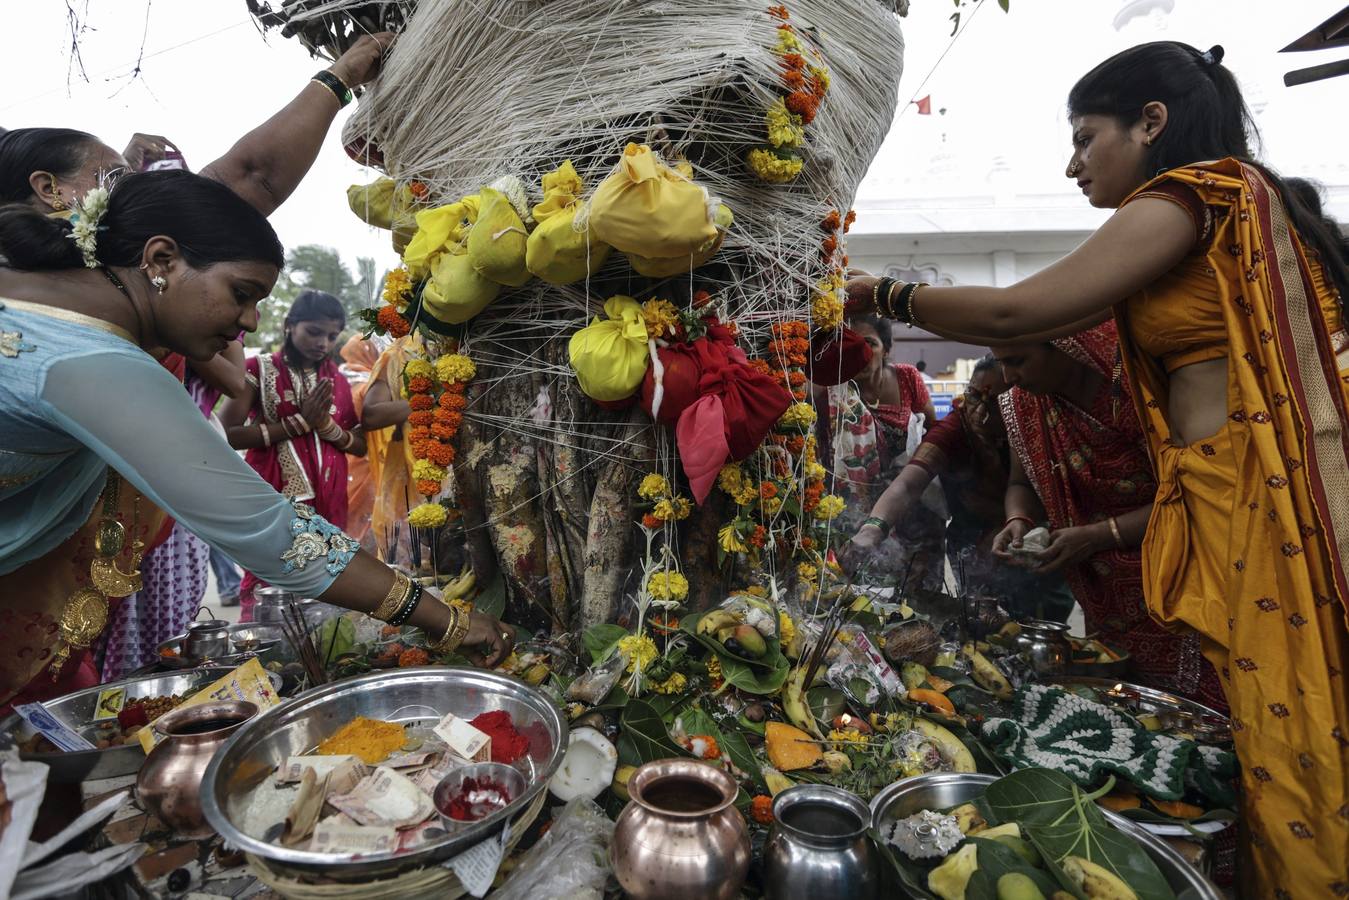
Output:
[909,689,957,717]
[1098,786,1141,813]
[765,721,823,772]
[1149,798,1205,819]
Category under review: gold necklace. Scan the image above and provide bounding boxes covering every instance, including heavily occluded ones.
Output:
[52,471,142,677]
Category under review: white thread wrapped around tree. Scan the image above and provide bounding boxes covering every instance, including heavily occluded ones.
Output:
[255,0,905,633]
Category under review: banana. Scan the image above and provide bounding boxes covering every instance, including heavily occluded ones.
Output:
[696,610,740,637]
[781,666,824,739]
[1061,856,1139,900]
[968,649,1014,700]
[441,566,477,601]
[949,802,988,835]
[915,719,977,773]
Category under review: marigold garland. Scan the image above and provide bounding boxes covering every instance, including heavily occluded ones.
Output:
[750,3,829,183]
[404,348,474,506]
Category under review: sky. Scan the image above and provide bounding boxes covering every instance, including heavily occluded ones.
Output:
[3,0,1345,270]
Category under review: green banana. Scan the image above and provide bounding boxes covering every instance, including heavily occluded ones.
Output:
[781,666,823,739]
[1061,857,1139,900]
[696,610,740,637]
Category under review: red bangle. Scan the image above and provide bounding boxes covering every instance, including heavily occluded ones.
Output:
[1003,515,1035,529]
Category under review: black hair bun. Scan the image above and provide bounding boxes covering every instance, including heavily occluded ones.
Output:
[1203,44,1225,66]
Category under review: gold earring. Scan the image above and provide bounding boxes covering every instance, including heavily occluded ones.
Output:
[51,186,66,212]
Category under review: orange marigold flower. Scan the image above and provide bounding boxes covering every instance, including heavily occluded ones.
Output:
[782,69,805,89]
[822,235,838,256]
[750,795,774,824]
[785,435,805,455]
[685,734,721,760]
[641,512,662,530]
[439,391,468,411]
[747,359,774,376]
[749,525,767,548]
[809,75,827,99]
[409,394,434,411]
[416,478,441,497]
[408,426,433,443]
[443,382,466,395]
[407,375,433,394]
[821,211,841,232]
[773,457,790,478]
[844,209,857,232]
[408,410,434,428]
[693,289,712,307]
[767,4,790,19]
[376,305,410,338]
[842,254,850,267]
[398,647,430,667]
[651,613,681,633]
[803,496,819,513]
[438,410,464,429]
[760,481,779,500]
[799,536,815,551]
[793,389,808,401]
[431,422,455,440]
[780,52,806,70]
[788,370,806,387]
[427,443,455,466]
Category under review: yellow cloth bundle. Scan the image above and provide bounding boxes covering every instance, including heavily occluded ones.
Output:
[422,252,501,325]
[589,143,720,260]
[348,178,422,253]
[568,295,651,401]
[627,202,734,277]
[526,160,612,284]
[402,196,480,279]
[467,187,531,287]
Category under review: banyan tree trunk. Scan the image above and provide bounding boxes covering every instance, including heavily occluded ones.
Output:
[251,0,905,634]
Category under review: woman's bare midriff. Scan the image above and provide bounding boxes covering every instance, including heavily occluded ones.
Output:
[1164,357,1229,446]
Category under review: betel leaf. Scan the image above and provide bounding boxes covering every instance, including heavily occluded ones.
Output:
[1026,820,1176,900]
[720,727,767,793]
[316,616,356,662]
[983,767,1087,827]
[871,829,939,900]
[618,698,689,766]
[680,612,786,671]
[962,838,1060,900]
[718,651,791,695]
[583,623,629,664]
[474,569,507,619]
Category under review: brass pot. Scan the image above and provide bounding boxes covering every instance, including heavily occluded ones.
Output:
[611,759,749,900]
[136,700,257,838]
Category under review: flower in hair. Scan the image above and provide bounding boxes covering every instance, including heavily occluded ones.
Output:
[67,187,110,269]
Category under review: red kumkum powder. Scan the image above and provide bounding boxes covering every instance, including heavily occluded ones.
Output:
[469,710,529,764]
[446,775,512,821]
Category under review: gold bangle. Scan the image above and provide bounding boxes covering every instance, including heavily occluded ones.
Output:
[1107,517,1125,549]
[428,604,472,654]
[373,571,412,622]
[907,283,925,327]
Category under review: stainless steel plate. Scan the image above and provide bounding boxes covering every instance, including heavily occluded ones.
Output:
[870,773,1220,899]
[0,666,254,783]
[201,665,567,881]
[1042,675,1230,744]
[157,622,286,669]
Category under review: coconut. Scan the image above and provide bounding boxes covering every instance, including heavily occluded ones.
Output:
[549,727,618,802]
[882,620,943,667]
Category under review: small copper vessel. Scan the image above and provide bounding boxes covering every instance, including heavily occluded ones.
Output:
[611,759,750,900]
[135,700,257,838]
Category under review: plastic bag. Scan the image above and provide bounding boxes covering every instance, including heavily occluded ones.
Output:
[527,161,612,284]
[489,799,614,900]
[568,295,650,402]
[467,187,531,287]
[590,143,718,259]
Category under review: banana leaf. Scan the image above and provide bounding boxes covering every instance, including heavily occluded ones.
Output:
[871,830,939,900]
[680,611,785,671]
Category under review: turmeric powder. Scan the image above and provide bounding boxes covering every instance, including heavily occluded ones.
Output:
[315,716,406,764]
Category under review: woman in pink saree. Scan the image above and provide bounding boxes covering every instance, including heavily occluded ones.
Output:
[220,290,365,620]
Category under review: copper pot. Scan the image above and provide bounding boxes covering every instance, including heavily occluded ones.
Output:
[136,700,257,838]
[611,759,750,900]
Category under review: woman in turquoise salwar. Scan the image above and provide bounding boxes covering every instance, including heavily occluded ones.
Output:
[0,171,513,710]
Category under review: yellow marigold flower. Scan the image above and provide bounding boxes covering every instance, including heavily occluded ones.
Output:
[775,26,803,53]
[638,473,669,501]
[718,464,745,494]
[747,148,803,184]
[652,499,676,521]
[744,585,768,597]
[408,502,448,528]
[404,358,434,380]
[778,612,797,647]
[647,570,689,602]
[671,497,692,520]
[617,634,658,674]
[811,290,844,332]
[808,64,831,92]
[815,494,845,520]
[718,524,748,554]
[805,460,827,482]
[382,266,414,311]
[762,496,783,516]
[435,353,476,385]
[653,671,688,695]
[412,459,447,484]
[778,401,817,430]
[826,728,868,750]
[764,98,805,149]
[735,485,759,505]
[797,562,818,582]
[837,630,853,644]
[707,656,724,687]
[641,299,681,340]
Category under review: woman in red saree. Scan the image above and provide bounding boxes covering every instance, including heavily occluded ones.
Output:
[221,291,365,620]
[990,322,1226,710]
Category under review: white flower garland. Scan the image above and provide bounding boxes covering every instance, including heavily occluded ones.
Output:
[67,186,110,269]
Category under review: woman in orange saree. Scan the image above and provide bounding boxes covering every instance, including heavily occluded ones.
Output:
[846,41,1348,897]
